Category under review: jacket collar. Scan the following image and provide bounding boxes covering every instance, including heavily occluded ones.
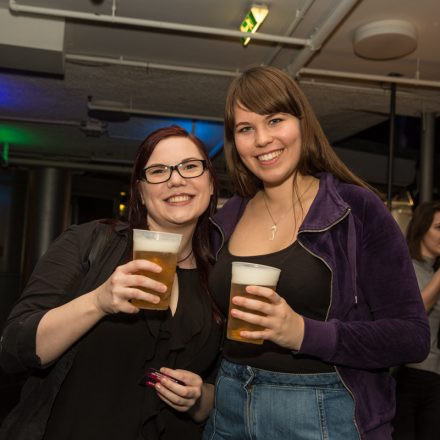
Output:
[300,172,350,232]
[213,172,350,238]
[114,221,131,234]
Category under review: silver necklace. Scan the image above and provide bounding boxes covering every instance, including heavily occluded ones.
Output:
[262,179,314,241]
[262,195,291,240]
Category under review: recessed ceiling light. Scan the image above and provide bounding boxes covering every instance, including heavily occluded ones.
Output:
[353,19,417,60]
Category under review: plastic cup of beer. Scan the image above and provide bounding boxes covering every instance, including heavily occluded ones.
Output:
[132,229,182,310]
[227,262,281,345]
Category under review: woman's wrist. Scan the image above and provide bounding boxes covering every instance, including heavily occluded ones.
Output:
[89,289,110,317]
[289,314,305,351]
[189,382,214,422]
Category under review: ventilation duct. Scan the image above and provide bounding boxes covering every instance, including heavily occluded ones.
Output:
[0,7,65,74]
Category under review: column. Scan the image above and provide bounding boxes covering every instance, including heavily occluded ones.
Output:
[419,113,436,203]
[22,167,71,284]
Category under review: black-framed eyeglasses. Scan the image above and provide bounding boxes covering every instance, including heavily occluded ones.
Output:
[142,159,207,184]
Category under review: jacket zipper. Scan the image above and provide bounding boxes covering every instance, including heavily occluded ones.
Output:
[298,207,361,439]
[209,217,225,261]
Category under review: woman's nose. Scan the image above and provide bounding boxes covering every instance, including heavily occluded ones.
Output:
[167,168,186,187]
[255,127,273,147]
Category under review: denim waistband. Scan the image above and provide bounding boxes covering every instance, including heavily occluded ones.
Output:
[220,359,344,388]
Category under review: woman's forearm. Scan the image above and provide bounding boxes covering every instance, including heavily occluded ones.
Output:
[421,269,440,312]
[36,289,106,365]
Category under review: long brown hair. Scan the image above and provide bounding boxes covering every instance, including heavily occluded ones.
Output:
[224,66,372,197]
[128,125,220,319]
[406,201,440,262]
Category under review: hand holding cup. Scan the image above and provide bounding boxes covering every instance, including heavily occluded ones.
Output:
[230,283,305,350]
[227,262,280,345]
[93,259,167,314]
[132,229,182,310]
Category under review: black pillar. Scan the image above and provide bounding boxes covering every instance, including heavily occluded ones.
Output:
[22,167,71,284]
[386,82,397,209]
[419,112,435,203]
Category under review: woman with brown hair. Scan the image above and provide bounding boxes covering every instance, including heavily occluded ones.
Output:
[0,126,222,440]
[393,201,440,440]
[203,66,429,440]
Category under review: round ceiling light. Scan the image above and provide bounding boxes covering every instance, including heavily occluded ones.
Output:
[353,19,417,60]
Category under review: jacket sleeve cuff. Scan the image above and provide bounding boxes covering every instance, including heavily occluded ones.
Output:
[16,311,47,369]
[295,317,338,361]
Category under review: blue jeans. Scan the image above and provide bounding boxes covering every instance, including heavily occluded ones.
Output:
[203,359,359,440]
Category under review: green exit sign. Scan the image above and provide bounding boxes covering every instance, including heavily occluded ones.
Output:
[240,6,269,46]
[240,11,257,45]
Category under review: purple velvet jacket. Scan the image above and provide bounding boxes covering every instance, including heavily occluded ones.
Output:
[210,172,430,440]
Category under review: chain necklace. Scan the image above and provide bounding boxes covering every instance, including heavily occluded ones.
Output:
[262,178,315,241]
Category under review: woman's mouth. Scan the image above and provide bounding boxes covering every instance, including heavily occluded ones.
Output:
[257,148,284,163]
[165,194,193,204]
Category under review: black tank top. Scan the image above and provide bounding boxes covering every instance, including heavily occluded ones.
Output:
[209,240,334,373]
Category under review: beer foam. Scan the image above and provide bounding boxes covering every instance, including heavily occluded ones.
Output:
[133,231,182,252]
[231,263,280,286]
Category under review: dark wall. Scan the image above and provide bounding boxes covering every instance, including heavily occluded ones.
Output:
[0,168,27,328]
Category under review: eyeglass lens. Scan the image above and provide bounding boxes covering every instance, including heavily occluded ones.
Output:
[144,160,205,183]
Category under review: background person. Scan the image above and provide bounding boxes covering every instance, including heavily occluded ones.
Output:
[0,125,222,440]
[204,66,430,440]
[393,201,440,440]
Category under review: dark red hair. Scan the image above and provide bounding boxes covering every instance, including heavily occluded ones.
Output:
[128,125,221,321]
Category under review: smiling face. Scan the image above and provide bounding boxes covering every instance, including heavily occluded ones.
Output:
[421,211,440,259]
[138,136,213,231]
[233,104,302,188]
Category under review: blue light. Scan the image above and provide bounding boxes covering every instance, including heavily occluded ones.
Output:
[192,120,223,156]
[209,139,224,158]
[0,74,21,109]
[107,116,224,156]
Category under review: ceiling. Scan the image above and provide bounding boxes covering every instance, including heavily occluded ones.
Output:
[1,0,439,187]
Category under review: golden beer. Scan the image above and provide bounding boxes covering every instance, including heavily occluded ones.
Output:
[132,250,178,310]
[132,229,182,310]
[227,262,281,344]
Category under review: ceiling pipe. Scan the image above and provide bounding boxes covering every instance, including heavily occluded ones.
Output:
[266,0,316,66]
[285,0,359,76]
[297,78,417,97]
[9,156,132,174]
[298,67,440,89]
[88,101,224,122]
[0,115,80,126]
[66,53,238,78]
[1,105,223,127]
[9,0,311,47]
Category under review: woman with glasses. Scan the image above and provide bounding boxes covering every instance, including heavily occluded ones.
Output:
[0,126,223,440]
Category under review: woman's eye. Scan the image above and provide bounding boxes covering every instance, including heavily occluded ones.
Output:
[149,167,167,175]
[237,126,252,133]
[269,118,282,125]
[182,163,197,170]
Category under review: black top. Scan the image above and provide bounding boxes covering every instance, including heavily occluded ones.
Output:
[209,240,333,373]
[43,268,222,440]
[0,222,222,440]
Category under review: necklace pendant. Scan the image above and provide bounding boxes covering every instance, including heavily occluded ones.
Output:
[269,224,277,241]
